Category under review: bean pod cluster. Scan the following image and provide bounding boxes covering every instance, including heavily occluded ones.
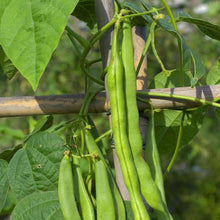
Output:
[107,12,173,220]
[57,7,173,220]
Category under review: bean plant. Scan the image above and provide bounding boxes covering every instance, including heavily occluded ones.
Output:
[0,0,220,219]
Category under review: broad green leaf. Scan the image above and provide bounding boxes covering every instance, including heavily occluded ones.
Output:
[178,13,220,41]
[23,115,53,143]
[11,191,64,220]
[0,159,9,212]
[72,0,96,30]
[149,70,192,89]
[155,108,205,155]
[148,71,205,155]
[8,132,65,200]
[206,59,220,85]
[0,190,17,215]
[0,144,22,162]
[0,0,79,90]
[0,46,18,79]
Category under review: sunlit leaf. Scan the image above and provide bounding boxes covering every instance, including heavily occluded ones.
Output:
[0,0,79,90]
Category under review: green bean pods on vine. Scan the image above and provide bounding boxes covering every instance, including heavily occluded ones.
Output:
[107,16,150,220]
[122,17,172,220]
[58,152,81,220]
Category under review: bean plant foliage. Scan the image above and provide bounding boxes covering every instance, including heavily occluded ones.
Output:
[0,0,220,219]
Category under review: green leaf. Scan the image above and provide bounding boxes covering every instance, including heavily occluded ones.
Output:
[0,144,22,162]
[0,46,18,79]
[11,191,64,220]
[23,115,53,143]
[155,108,205,155]
[0,159,9,213]
[149,70,192,89]
[148,68,205,156]
[206,59,220,85]
[72,0,96,30]
[178,13,220,41]
[0,190,17,215]
[8,132,65,200]
[0,0,79,90]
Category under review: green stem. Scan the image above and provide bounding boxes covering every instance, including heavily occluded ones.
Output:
[79,88,91,116]
[160,0,177,30]
[150,22,165,69]
[95,129,112,143]
[80,18,117,85]
[136,33,151,76]
[79,86,104,116]
[151,21,175,76]
[65,26,89,48]
[87,58,102,67]
[160,0,184,86]
[177,39,184,87]
[80,129,85,154]
[123,7,164,19]
[164,112,185,177]
[66,32,82,55]
[137,91,220,108]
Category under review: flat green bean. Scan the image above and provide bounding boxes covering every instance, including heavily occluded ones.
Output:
[95,159,115,220]
[107,18,149,220]
[72,156,95,220]
[145,109,173,220]
[122,17,172,220]
[84,128,126,220]
[58,152,81,220]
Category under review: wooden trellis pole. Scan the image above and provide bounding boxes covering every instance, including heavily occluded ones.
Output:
[0,85,220,117]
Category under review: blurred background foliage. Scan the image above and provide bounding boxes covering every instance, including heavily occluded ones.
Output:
[0,0,220,219]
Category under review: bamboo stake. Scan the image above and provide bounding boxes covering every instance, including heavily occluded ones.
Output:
[0,85,219,116]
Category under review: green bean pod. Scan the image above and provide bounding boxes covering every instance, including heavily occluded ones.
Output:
[145,110,173,220]
[72,156,95,220]
[84,128,126,220]
[107,19,149,220]
[95,159,115,220]
[58,153,81,220]
[121,17,172,220]
[87,115,109,162]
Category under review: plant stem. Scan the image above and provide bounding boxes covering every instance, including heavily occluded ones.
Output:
[136,34,151,76]
[150,22,167,73]
[164,112,185,177]
[66,32,82,56]
[137,91,220,108]
[65,26,89,48]
[160,0,184,86]
[95,129,112,143]
[87,58,102,66]
[177,39,184,87]
[123,7,164,19]
[80,18,117,85]
[160,0,177,30]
